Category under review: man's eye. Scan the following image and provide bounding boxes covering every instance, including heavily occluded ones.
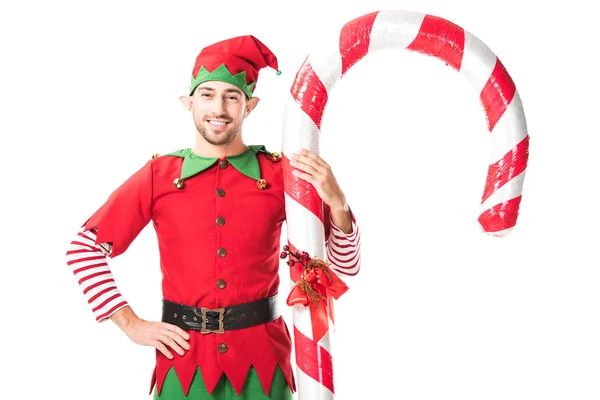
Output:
[201,93,210,97]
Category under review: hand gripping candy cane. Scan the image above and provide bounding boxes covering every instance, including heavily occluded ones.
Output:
[281,10,529,399]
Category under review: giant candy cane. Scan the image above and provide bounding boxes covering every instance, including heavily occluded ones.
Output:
[281,10,529,399]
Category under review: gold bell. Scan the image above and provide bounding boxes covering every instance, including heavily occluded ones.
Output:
[269,152,281,162]
[256,179,267,190]
[152,153,161,159]
[173,178,185,189]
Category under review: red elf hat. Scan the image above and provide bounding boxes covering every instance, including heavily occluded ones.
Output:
[189,35,280,98]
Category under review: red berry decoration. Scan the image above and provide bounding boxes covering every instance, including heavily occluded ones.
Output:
[280,244,314,269]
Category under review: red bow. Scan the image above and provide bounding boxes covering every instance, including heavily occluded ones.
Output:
[286,255,349,342]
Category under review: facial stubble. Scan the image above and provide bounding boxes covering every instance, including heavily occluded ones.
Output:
[194,117,239,146]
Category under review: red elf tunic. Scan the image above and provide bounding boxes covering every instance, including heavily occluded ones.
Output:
[81,145,357,397]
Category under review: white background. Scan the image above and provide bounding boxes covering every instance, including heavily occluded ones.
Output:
[1,0,599,399]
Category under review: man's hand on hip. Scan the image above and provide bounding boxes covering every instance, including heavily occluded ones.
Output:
[110,306,190,359]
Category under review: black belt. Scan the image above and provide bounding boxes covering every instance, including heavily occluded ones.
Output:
[162,294,280,334]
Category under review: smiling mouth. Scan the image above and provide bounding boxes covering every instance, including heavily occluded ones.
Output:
[208,120,229,126]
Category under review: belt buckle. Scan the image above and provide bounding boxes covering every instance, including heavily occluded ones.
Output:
[200,308,225,334]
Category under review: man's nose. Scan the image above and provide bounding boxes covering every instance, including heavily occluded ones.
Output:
[211,98,226,115]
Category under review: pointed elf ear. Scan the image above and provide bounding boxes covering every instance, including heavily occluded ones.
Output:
[245,96,260,117]
[179,95,192,110]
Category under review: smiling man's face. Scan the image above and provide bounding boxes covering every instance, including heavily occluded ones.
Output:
[189,80,258,146]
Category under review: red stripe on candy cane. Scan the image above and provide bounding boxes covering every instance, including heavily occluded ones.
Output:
[282,154,325,222]
[340,11,379,75]
[294,326,335,393]
[481,58,517,131]
[478,195,522,232]
[407,14,465,71]
[290,60,328,129]
[481,135,529,203]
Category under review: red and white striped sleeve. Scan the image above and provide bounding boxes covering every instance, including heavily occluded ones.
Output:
[65,227,128,322]
[326,213,361,276]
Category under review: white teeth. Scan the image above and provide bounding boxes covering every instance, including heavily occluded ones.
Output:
[209,121,226,126]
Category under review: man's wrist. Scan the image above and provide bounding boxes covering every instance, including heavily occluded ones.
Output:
[110,306,137,331]
[329,201,349,214]
[329,201,353,234]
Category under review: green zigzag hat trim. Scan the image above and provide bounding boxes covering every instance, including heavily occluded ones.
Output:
[190,64,256,98]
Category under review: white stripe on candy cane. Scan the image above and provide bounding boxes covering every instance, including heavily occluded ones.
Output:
[306,28,344,92]
[368,10,425,51]
[489,93,528,162]
[282,92,320,156]
[460,31,498,94]
[285,192,327,257]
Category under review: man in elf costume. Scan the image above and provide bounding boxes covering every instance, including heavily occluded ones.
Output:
[66,35,361,399]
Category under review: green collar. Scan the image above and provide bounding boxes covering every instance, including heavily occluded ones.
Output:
[164,145,266,181]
